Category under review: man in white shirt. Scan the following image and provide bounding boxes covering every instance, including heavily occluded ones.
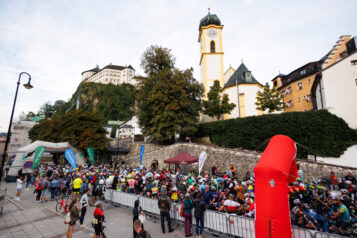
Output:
[79,189,89,227]
[15,176,23,201]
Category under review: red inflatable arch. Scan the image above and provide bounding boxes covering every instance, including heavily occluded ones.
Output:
[254,135,297,238]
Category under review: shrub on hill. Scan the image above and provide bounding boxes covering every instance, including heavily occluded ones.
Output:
[196,110,357,158]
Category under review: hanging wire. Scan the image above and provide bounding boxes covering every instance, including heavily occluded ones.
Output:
[253,137,271,151]
[294,141,328,158]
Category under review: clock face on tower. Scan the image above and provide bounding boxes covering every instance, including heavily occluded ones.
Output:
[207,29,217,38]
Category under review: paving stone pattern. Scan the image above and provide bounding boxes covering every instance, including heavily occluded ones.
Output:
[1,184,214,238]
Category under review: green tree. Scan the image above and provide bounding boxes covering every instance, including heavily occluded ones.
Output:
[203,80,236,120]
[57,82,135,124]
[255,83,285,113]
[136,45,204,143]
[28,110,109,151]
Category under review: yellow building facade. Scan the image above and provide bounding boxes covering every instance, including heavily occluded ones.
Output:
[272,35,352,112]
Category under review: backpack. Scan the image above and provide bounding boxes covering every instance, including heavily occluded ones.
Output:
[158,198,168,210]
[96,185,103,195]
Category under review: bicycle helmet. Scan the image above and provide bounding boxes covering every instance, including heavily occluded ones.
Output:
[99,179,104,185]
[341,189,349,194]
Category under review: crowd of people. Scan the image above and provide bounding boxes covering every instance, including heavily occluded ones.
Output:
[14,161,357,237]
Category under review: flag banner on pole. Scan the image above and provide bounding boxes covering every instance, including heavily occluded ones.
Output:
[64,149,77,169]
[198,151,207,175]
[87,147,95,165]
[32,146,46,169]
[139,144,145,166]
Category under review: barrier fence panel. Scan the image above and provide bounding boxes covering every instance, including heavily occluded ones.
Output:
[205,210,230,235]
[104,190,346,238]
[313,232,349,238]
[292,226,314,238]
[228,214,255,238]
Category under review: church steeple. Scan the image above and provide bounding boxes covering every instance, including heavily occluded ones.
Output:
[198,9,224,99]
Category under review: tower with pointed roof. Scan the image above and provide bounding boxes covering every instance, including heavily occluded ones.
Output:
[198,9,224,99]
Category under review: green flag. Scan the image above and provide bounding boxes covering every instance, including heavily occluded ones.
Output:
[32,146,46,169]
[87,147,95,165]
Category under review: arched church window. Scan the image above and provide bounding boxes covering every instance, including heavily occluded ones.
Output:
[210,40,216,53]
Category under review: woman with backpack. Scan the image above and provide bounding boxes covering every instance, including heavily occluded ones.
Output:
[193,193,206,238]
[183,193,193,237]
[67,198,80,238]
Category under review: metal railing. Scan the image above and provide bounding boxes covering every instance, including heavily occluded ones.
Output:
[104,189,349,238]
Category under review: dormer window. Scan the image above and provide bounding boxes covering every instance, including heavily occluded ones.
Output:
[300,69,306,76]
[244,71,252,82]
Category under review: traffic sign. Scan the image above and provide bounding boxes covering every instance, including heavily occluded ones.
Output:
[24,161,33,169]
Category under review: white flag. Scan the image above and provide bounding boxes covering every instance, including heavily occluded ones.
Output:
[198,152,207,175]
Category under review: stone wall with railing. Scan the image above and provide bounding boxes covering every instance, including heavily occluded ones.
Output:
[124,142,357,181]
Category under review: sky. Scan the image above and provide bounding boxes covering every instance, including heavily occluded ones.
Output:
[0,0,356,131]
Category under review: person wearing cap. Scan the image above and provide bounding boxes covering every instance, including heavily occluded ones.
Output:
[93,201,105,238]
[157,191,174,233]
[183,194,194,237]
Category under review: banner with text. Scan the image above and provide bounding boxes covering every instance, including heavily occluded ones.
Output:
[139,144,145,167]
[65,149,77,169]
[198,151,207,175]
[87,147,95,165]
[32,146,46,169]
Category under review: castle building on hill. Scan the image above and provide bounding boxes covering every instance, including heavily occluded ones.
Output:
[198,10,263,120]
[81,64,136,86]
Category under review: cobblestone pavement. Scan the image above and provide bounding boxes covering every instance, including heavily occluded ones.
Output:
[1,183,216,238]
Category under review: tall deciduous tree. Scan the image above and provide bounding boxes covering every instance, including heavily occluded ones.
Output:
[136,45,204,143]
[255,83,285,113]
[203,80,236,120]
[28,110,109,151]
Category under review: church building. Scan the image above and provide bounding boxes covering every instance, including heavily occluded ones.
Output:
[198,10,263,120]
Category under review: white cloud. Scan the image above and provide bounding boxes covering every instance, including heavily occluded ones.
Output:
[0,0,356,130]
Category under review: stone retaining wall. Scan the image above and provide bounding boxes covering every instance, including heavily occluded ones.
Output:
[124,142,357,181]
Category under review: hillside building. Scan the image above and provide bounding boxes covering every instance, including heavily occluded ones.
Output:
[82,64,136,86]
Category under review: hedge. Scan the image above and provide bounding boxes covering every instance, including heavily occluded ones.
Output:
[196,110,357,158]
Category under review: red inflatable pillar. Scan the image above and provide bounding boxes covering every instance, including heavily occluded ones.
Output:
[255,135,297,238]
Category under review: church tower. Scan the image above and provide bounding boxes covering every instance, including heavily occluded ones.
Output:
[198,9,224,99]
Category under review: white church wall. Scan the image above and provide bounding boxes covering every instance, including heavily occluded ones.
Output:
[223,85,262,118]
[321,52,357,129]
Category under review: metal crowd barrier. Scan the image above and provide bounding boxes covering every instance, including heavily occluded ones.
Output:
[104,190,349,238]
[292,226,314,238]
[313,232,347,238]
[228,214,255,238]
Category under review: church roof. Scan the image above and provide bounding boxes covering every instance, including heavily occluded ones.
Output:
[199,11,222,31]
[223,63,262,89]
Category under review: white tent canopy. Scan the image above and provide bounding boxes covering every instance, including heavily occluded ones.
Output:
[7,141,85,181]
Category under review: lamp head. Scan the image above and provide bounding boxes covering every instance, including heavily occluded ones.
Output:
[23,77,33,89]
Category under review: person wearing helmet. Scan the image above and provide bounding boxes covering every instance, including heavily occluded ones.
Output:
[331,196,351,235]
[292,205,321,231]
[92,201,105,238]
[72,175,83,200]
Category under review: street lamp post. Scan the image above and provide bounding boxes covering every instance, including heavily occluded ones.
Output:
[0,72,33,183]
